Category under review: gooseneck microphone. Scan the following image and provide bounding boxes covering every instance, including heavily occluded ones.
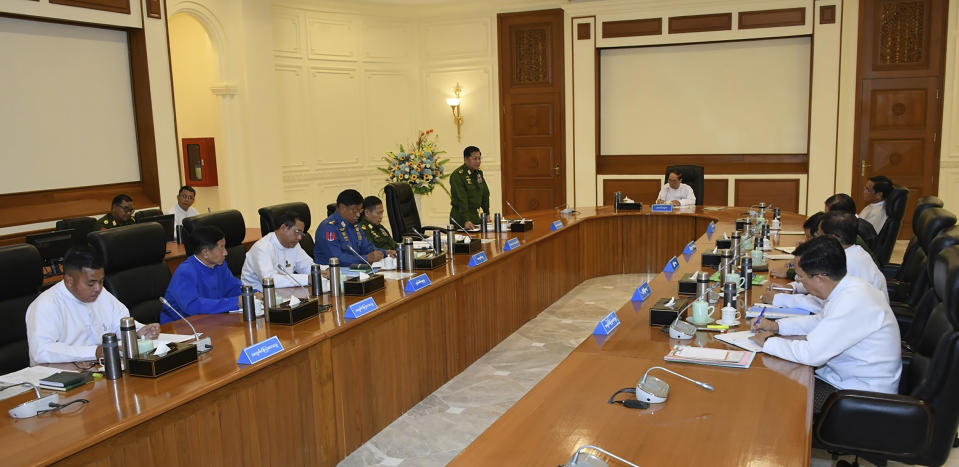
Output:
[636,366,712,404]
[410,227,428,240]
[277,264,309,294]
[158,297,212,353]
[346,245,377,273]
[565,445,639,467]
[505,200,525,220]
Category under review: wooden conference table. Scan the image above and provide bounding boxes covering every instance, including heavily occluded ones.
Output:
[0,206,811,466]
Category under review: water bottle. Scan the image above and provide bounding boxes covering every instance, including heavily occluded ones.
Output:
[241,285,256,321]
[403,237,414,272]
[446,226,456,256]
[329,258,342,297]
[262,277,277,309]
[119,317,138,369]
[310,264,323,297]
[494,213,502,233]
[480,213,488,234]
[102,333,122,380]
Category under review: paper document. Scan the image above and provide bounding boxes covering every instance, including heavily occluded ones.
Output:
[715,331,765,353]
[765,254,794,260]
[746,304,811,320]
[776,246,795,254]
[665,345,755,368]
[777,230,805,235]
[0,366,61,400]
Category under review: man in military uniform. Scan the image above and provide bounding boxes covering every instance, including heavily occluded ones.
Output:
[315,189,396,265]
[97,194,136,230]
[449,146,490,229]
[359,196,398,250]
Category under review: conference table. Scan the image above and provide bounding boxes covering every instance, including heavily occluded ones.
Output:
[0,205,811,466]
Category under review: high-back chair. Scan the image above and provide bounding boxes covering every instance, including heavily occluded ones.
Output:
[87,223,169,324]
[182,210,247,277]
[258,202,313,256]
[664,165,704,206]
[0,244,42,373]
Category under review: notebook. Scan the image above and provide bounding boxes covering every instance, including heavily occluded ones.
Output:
[745,304,812,320]
[664,345,755,369]
[714,331,765,353]
[38,371,91,391]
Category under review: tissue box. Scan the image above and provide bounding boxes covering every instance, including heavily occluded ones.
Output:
[414,253,446,269]
[268,298,327,325]
[615,202,643,211]
[701,253,721,268]
[127,343,198,378]
[736,218,748,231]
[343,273,385,296]
[677,273,698,295]
[649,296,692,326]
[715,239,732,249]
[509,219,534,232]
[452,241,482,254]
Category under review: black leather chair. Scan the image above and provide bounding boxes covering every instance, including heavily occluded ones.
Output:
[55,217,98,247]
[885,196,945,279]
[872,185,910,265]
[894,226,959,339]
[814,245,959,466]
[664,165,704,206]
[87,223,169,324]
[327,203,336,217]
[133,208,164,222]
[258,202,313,256]
[182,210,247,277]
[888,207,956,303]
[384,182,443,241]
[0,244,41,373]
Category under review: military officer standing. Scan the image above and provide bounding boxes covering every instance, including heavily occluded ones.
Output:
[449,146,490,229]
[315,189,396,265]
[358,196,398,250]
[97,194,136,230]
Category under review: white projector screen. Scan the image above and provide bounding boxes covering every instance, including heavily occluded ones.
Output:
[0,16,140,195]
[600,37,811,155]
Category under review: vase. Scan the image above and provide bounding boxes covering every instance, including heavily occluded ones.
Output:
[414,193,423,215]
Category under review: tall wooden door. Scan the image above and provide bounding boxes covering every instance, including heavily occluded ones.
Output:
[497,9,566,214]
[853,0,948,238]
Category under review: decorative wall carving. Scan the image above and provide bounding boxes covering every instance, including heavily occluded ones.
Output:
[878,0,925,65]
[512,27,549,84]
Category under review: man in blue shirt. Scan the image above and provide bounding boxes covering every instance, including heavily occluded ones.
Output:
[315,189,395,265]
[163,225,252,323]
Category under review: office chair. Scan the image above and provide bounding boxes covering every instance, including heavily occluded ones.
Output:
[327,203,336,217]
[257,202,314,256]
[182,210,247,278]
[871,185,910,266]
[893,226,959,339]
[383,182,443,241]
[56,217,97,247]
[884,196,945,279]
[814,246,959,467]
[133,208,164,223]
[888,207,956,303]
[664,165,704,206]
[0,244,41,373]
[87,223,169,324]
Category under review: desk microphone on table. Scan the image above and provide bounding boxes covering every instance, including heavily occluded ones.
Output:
[159,297,212,353]
[564,445,639,467]
[277,264,309,295]
[636,366,712,404]
[347,245,378,273]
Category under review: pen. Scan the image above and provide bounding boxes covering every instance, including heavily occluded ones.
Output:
[753,306,766,328]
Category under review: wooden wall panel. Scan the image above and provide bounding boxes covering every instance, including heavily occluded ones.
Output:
[622,216,697,273]
[579,216,622,279]
[703,179,729,206]
[577,23,591,40]
[602,179,661,205]
[597,154,808,175]
[533,224,582,311]
[601,18,662,38]
[668,13,732,34]
[738,8,805,29]
[49,0,130,14]
[734,179,800,212]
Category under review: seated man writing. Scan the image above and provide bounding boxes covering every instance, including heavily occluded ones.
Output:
[751,236,901,413]
[242,211,324,290]
[655,169,696,206]
[26,247,160,365]
[163,225,258,323]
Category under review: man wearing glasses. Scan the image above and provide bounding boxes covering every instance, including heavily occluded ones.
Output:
[240,211,320,290]
[751,236,901,412]
[314,189,395,265]
[97,194,136,230]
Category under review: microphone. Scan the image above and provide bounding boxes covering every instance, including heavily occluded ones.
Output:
[346,245,378,274]
[448,218,474,245]
[636,366,713,403]
[668,298,697,340]
[277,264,309,294]
[158,297,212,353]
[565,445,639,467]
[5,383,60,419]
[505,200,525,220]
[410,227,427,240]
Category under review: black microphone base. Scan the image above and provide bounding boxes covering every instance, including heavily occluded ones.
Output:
[452,241,482,255]
[127,343,199,378]
[414,253,446,270]
[344,273,385,296]
[508,219,534,232]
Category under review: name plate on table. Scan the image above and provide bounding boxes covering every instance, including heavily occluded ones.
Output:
[651,204,673,212]
[237,336,284,365]
[631,282,651,301]
[664,256,680,273]
[550,220,563,231]
[345,297,378,319]
[503,237,521,251]
[707,221,716,234]
[468,251,488,267]
[683,241,697,255]
[404,274,432,293]
[593,311,621,335]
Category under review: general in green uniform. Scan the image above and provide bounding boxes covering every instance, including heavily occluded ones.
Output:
[449,145,489,228]
[358,195,398,250]
[97,194,136,230]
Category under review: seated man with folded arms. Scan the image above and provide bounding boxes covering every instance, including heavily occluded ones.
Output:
[97,194,136,230]
[765,211,889,313]
[315,189,395,265]
[163,226,258,323]
[655,169,696,206]
[860,175,893,235]
[26,247,160,366]
[168,185,199,228]
[241,211,325,291]
[751,236,901,413]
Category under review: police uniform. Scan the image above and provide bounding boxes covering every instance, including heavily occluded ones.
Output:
[97,212,135,230]
[314,211,386,265]
[449,163,490,226]
[359,218,398,250]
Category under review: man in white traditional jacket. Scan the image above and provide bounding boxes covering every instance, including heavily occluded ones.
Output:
[26,247,160,366]
[751,235,901,412]
[240,210,327,291]
[655,169,696,206]
[859,175,893,234]
[167,185,198,228]
[767,211,888,313]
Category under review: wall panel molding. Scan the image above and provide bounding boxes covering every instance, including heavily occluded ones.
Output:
[272,12,303,58]
[597,154,808,175]
[738,7,805,30]
[307,16,356,60]
[668,13,732,34]
[601,18,661,38]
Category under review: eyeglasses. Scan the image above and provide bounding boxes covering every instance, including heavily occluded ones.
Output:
[72,360,100,371]
[292,229,304,237]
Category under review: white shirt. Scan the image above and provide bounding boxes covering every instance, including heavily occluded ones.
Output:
[859,201,887,235]
[240,232,315,290]
[168,204,199,228]
[764,276,901,394]
[25,281,141,365]
[656,183,696,206]
[773,244,889,312]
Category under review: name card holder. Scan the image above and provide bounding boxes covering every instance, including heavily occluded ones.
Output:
[663,256,680,273]
[345,297,378,319]
[503,237,521,251]
[631,282,651,302]
[550,220,563,231]
[468,251,488,267]
[682,241,697,255]
[651,204,673,212]
[707,221,716,234]
[593,311,621,335]
[404,274,432,293]
[237,336,284,365]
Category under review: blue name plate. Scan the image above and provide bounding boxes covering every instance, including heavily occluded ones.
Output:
[344,296,378,319]
[707,221,716,234]
[683,241,697,255]
[664,256,680,272]
[631,281,651,302]
[404,274,431,293]
[651,204,673,212]
[237,335,284,365]
[468,251,488,267]
[550,220,563,231]
[503,237,521,251]
[593,311,621,335]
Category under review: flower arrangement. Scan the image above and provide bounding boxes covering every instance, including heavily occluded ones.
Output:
[379,129,451,196]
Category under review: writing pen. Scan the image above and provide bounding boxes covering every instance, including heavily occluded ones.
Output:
[753,306,766,328]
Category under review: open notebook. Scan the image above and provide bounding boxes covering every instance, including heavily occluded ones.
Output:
[714,331,765,353]
[664,345,755,369]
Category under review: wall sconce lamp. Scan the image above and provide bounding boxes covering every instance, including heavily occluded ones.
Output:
[446,83,463,142]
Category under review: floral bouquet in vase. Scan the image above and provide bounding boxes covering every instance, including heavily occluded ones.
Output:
[379,129,451,196]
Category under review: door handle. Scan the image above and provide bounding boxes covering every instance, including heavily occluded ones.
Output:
[861,160,872,177]
[553,164,560,176]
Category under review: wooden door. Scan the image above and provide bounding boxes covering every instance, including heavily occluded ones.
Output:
[853,0,948,238]
[497,9,566,214]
